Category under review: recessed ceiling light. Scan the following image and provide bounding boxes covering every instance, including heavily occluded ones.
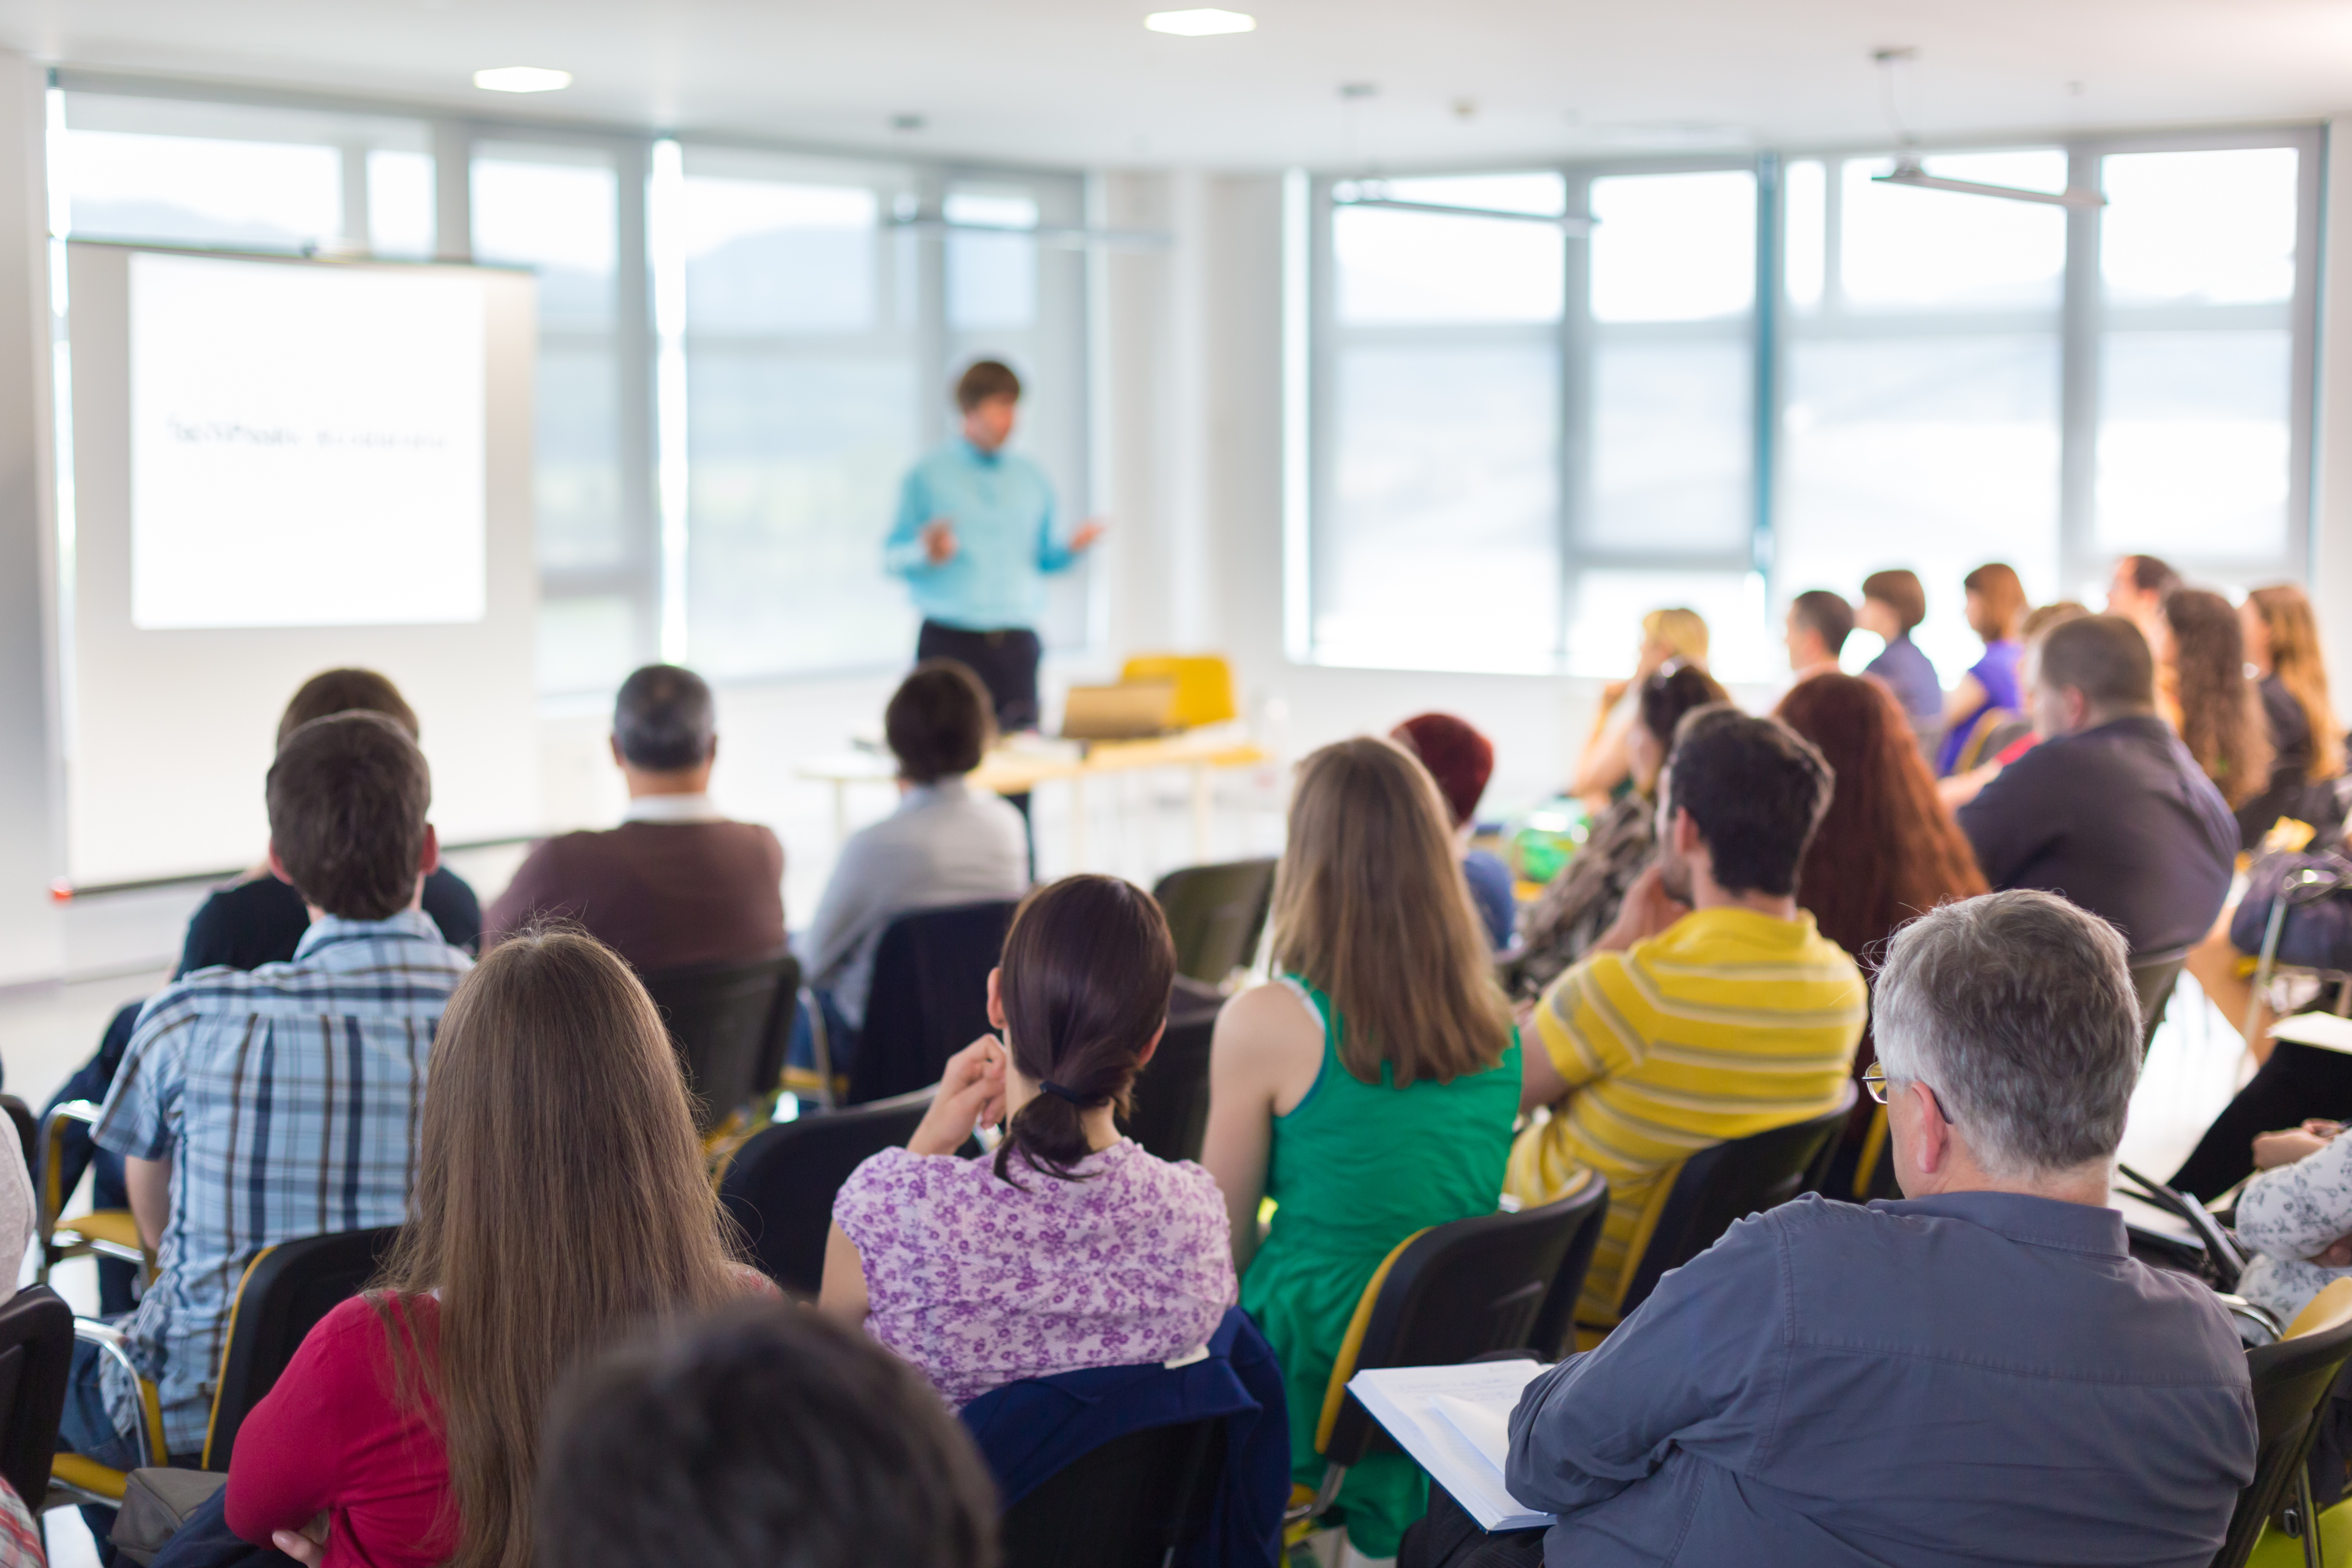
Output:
[1145,8,1255,35]
[474,66,572,93]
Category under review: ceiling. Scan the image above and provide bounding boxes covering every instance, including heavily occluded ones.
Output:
[3,0,2348,170]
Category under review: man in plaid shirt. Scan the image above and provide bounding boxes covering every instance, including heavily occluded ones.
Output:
[61,710,471,1479]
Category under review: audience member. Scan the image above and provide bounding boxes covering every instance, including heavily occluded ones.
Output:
[65,714,469,1500]
[2156,587,2275,845]
[1956,614,2236,959]
[2173,1037,2352,1201]
[1391,712,1515,949]
[2236,583,2344,843]
[1783,589,1853,684]
[1935,561,2027,776]
[2231,1121,2352,1324]
[822,874,1233,1405]
[1406,892,2255,1568]
[1936,600,2090,809]
[1568,607,1708,805]
[1508,663,1728,1000]
[1505,708,1865,1327]
[536,1304,998,1568]
[226,929,768,1568]
[797,660,1029,1075]
[1202,737,1521,1560]
[2109,551,2183,648]
[485,664,784,973]
[1855,568,1942,724]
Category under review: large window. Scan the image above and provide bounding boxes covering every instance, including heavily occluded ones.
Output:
[1302,131,2320,683]
[55,81,1096,694]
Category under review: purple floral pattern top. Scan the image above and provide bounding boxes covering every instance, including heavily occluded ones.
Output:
[834,1138,1236,1408]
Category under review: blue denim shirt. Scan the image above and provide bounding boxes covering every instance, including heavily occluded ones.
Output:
[883,437,1076,631]
[1507,1192,2255,1567]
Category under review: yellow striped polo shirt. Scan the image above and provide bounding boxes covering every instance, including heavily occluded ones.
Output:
[1505,906,1866,1329]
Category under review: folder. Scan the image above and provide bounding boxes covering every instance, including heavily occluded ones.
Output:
[1346,1362,1557,1533]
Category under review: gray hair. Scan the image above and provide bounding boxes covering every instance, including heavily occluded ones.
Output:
[1872,891,2141,1180]
[613,664,716,773]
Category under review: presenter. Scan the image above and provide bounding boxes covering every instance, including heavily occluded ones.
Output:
[884,360,1104,737]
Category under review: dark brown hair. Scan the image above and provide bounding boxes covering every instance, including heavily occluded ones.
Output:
[277,668,418,748]
[1774,674,1988,966]
[1663,708,1834,897]
[2122,553,2182,598]
[266,712,430,920]
[886,660,996,784]
[379,930,743,1568]
[1790,590,1855,656]
[2036,614,2157,712]
[955,359,1022,411]
[1271,739,1513,1088]
[1637,663,1732,749]
[994,875,1175,1185]
[2165,587,2275,808]
[1860,570,1926,633]
[1963,562,2028,642]
[613,665,715,771]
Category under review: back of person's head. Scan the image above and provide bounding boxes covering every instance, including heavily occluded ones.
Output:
[2034,614,2155,716]
[1789,590,1855,657]
[536,1302,998,1568]
[887,660,995,784]
[2020,599,2090,643]
[2250,583,2345,781]
[955,358,1022,411]
[1388,713,1494,830]
[1636,663,1732,749]
[1874,891,2141,1180]
[2164,587,2273,808]
[1860,570,1927,635]
[1772,674,1987,962]
[1271,737,1513,1088]
[1962,562,2028,642]
[1640,606,1709,665]
[2122,553,2183,599]
[381,929,739,1568]
[278,668,419,749]
[266,712,431,921]
[1662,707,1834,898]
[613,665,716,773]
[992,874,1175,1186]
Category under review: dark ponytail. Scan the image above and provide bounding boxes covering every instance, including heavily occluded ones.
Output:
[991,875,1177,1186]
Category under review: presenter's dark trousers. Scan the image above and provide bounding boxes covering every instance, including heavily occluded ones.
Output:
[916,619,1039,877]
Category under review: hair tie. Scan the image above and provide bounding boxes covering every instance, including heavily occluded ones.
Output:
[1040,1080,1088,1106]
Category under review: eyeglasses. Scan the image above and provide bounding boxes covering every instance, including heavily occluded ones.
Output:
[1862,1063,1954,1125]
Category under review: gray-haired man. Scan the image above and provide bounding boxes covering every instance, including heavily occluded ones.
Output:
[1404,890,2256,1568]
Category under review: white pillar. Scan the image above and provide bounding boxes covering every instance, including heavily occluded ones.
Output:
[0,52,60,986]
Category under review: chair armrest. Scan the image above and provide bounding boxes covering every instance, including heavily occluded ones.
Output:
[2216,1293,2286,1346]
[74,1319,166,1469]
[39,1100,105,1237]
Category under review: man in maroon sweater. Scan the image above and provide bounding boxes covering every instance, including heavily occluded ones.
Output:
[486,665,784,974]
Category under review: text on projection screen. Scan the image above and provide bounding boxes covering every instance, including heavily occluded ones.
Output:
[130,251,487,629]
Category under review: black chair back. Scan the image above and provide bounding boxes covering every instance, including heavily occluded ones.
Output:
[998,1417,1227,1568]
[1614,1086,1856,1322]
[1152,860,1278,985]
[639,953,799,1133]
[0,1286,72,1506]
[1324,1184,1612,1469]
[1120,981,1223,1164]
[850,902,1018,1104]
[2212,1304,2352,1568]
[718,1089,936,1294]
[2131,947,2190,1054]
[204,1226,401,1471]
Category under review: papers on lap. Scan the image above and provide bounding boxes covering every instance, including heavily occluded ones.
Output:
[1347,1362,1556,1532]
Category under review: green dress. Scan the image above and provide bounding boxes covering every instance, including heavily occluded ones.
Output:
[1239,976,1522,1558]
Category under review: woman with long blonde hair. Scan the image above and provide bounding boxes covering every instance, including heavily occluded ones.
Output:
[1202,737,1520,1561]
[224,930,758,1568]
[2246,584,2345,785]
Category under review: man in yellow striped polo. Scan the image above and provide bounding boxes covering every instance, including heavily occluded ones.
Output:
[1508,705,1866,1329]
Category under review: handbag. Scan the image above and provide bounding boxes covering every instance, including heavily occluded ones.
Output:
[2230,852,2352,974]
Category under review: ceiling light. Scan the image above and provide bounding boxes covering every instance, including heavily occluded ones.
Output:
[474,66,572,93]
[1873,157,2104,209]
[1145,8,1256,36]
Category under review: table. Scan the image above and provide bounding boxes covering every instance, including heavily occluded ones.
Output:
[798,732,1270,866]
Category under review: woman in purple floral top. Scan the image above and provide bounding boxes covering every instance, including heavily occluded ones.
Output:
[821,874,1236,1408]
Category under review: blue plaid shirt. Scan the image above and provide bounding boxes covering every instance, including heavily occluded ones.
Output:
[93,909,470,1453]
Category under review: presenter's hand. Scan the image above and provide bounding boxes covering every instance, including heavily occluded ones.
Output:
[922,519,959,565]
[1069,518,1108,552]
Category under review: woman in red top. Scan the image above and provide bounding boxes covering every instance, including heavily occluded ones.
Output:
[225,928,758,1568]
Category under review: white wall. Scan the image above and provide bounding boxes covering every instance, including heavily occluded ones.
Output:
[2316,122,2352,694]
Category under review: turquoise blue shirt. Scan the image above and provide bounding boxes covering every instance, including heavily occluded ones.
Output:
[884,437,1077,631]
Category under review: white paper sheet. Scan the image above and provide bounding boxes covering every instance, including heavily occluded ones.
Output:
[1347,1362,1556,1532]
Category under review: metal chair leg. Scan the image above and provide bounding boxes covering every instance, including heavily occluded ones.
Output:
[2302,1461,2324,1568]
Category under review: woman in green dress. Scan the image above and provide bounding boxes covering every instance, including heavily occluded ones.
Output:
[1203,736,1522,1561]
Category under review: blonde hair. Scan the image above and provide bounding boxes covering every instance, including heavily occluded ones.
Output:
[1270,738,1514,1087]
[2250,584,2346,781]
[1641,607,1710,667]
